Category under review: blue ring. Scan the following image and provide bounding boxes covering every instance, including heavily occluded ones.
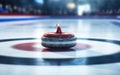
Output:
[0,38,120,66]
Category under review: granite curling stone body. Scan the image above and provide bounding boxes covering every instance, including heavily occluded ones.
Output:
[41,24,76,48]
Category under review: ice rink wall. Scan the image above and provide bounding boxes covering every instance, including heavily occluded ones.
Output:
[0,14,118,22]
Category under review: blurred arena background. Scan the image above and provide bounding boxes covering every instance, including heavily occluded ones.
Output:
[0,0,120,16]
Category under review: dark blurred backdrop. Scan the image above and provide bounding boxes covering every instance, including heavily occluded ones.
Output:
[0,0,120,16]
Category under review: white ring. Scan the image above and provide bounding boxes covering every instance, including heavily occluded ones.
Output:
[0,40,120,59]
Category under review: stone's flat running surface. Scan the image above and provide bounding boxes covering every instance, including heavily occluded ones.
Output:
[41,24,76,48]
